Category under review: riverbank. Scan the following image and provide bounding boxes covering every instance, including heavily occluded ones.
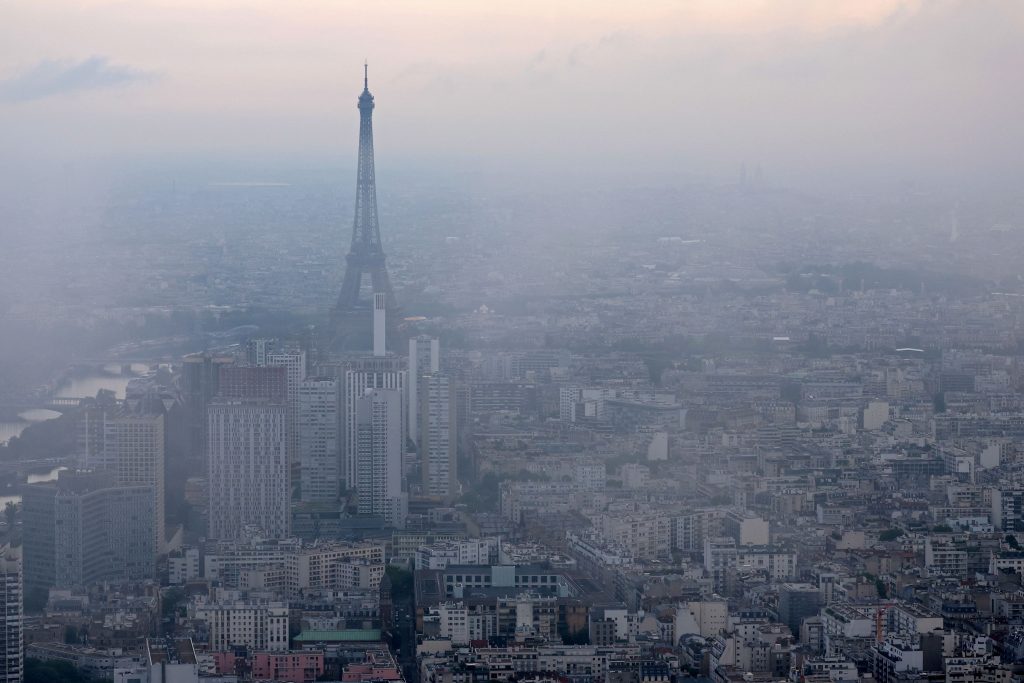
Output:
[0,409,77,462]
[1,365,144,447]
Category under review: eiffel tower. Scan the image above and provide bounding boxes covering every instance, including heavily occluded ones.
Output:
[332,64,398,349]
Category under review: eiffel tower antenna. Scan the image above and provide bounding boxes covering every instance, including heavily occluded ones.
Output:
[332,64,398,349]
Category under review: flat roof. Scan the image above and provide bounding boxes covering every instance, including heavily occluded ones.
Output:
[294,629,383,643]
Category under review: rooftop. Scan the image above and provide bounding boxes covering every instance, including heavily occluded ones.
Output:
[294,629,383,643]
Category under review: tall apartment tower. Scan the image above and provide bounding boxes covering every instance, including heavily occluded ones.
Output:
[298,378,342,502]
[181,352,234,466]
[353,388,406,528]
[267,349,308,464]
[408,335,440,445]
[0,546,22,683]
[343,363,406,490]
[207,399,289,540]
[418,373,457,501]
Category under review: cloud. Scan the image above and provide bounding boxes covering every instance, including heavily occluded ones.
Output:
[0,56,158,103]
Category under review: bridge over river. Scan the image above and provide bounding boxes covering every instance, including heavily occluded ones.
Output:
[0,397,84,421]
[0,397,83,412]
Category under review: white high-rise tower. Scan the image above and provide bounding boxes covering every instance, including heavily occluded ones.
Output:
[373,292,387,357]
[408,335,440,445]
[418,372,457,501]
[354,388,406,527]
[343,364,406,490]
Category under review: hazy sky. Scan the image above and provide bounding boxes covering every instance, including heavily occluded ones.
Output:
[2,0,1023,187]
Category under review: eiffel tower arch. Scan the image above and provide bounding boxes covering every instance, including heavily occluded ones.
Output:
[331,64,399,350]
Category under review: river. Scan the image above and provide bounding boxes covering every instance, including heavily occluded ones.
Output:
[0,368,146,504]
[0,369,140,446]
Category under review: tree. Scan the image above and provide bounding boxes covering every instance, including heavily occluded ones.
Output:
[780,381,802,404]
[385,565,414,602]
[642,356,671,387]
[459,472,500,512]
[878,528,904,542]
[558,623,590,645]
[25,658,101,683]
[161,588,186,634]
[24,587,48,614]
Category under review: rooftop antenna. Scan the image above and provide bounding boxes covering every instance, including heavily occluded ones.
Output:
[364,60,368,89]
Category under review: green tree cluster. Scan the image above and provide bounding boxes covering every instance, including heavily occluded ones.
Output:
[25,658,101,683]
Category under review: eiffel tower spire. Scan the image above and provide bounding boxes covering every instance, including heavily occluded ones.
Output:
[332,64,398,349]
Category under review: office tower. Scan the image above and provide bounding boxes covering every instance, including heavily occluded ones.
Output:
[267,349,307,464]
[343,362,406,490]
[22,471,155,592]
[105,411,166,552]
[298,378,341,502]
[408,335,440,444]
[246,338,278,367]
[267,349,307,394]
[207,399,289,540]
[0,546,21,683]
[418,373,457,501]
[353,388,406,527]
[332,65,398,350]
[218,366,287,402]
[181,352,234,466]
[74,402,166,554]
[77,403,106,469]
[76,390,118,469]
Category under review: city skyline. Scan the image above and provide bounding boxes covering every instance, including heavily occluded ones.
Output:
[3,3,1024,683]
[1,1,1023,189]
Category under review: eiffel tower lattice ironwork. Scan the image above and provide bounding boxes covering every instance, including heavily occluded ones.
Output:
[332,64,397,346]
